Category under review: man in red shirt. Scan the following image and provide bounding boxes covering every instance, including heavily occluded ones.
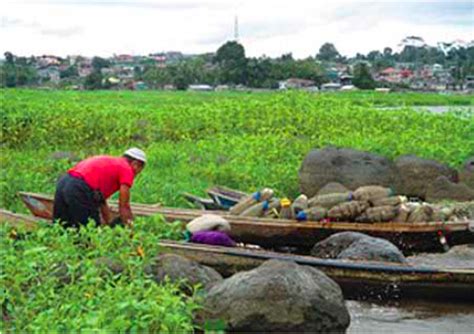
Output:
[53,148,146,228]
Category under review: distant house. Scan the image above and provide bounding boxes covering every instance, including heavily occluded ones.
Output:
[279,78,315,90]
[465,75,474,90]
[36,55,61,67]
[78,65,93,77]
[115,54,134,63]
[339,75,354,86]
[38,66,60,83]
[188,84,213,92]
[133,81,148,90]
[321,83,342,91]
[379,67,398,82]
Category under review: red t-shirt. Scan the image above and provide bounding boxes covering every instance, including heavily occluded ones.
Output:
[68,156,135,199]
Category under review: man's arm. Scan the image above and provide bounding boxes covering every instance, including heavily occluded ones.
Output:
[100,203,112,225]
[119,184,134,225]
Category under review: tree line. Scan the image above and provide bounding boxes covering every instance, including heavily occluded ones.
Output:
[1,40,473,90]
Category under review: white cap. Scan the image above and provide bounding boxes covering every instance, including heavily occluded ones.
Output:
[124,147,147,163]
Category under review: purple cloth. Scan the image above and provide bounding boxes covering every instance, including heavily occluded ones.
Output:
[190,231,236,247]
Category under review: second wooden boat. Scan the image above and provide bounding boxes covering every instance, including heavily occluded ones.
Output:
[19,191,474,254]
[158,240,474,303]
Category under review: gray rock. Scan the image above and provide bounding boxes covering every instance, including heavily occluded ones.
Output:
[202,260,350,333]
[311,232,406,263]
[459,157,474,190]
[49,151,80,162]
[395,155,458,199]
[426,176,474,202]
[299,147,397,198]
[463,157,474,172]
[145,254,222,294]
[94,257,125,276]
[317,182,349,196]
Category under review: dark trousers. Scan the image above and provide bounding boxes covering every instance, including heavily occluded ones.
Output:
[53,174,101,228]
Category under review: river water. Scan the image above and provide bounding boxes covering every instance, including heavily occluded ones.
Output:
[347,245,474,333]
[377,105,473,115]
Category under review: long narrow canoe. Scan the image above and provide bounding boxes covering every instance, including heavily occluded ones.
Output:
[3,210,472,303]
[19,191,474,254]
[0,209,46,232]
[158,240,474,303]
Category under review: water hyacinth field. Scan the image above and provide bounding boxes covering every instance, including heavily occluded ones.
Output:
[1,89,473,331]
[1,89,473,212]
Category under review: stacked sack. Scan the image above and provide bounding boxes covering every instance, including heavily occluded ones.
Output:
[229,185,460,223]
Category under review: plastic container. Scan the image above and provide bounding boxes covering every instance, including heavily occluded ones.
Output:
[291,194,308,217]
[240,198,280,217]
[229,188,274,215]
[279,198,293,219]
[296,206,327,222]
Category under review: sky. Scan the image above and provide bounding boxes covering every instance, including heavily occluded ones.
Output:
[1,0,473,59]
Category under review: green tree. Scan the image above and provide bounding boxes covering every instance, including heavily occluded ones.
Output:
[143,67,172,88]
[316,43,340,62]
[84,71,103,90]
[214,41,247,85]
[92,57,111,71]
[352,62,376,89]
[60,66,79,79]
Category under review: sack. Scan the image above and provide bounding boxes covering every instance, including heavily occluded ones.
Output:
[353,185,392,202]
[186,214,231,233]
[190,231,236,247]
[356,205,398,223]
[328,201,369,221]
[308,192,352,209]
[407,205,434,223]
[371,196,407,207]
[393,204,412,223]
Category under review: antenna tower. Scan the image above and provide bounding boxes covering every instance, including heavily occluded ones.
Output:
[234,15,239,41]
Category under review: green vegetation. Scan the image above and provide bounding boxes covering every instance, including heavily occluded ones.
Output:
[1,89,473,331]
[1,89,473,213]
[1,218,200,332]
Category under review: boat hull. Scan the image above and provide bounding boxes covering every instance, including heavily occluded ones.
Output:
[19,191,474,254]
[158,240,474,303]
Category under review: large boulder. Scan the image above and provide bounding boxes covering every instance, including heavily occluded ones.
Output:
[202,260,350,333]
[425,176,474,202]
[311,232,406,263]
[145,254,222,294]
[394,155,458,199]
[299,147,397,198]
[459,157,474,190]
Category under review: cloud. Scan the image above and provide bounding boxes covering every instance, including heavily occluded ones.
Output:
[1,0,472,58]
[40,26,84,37]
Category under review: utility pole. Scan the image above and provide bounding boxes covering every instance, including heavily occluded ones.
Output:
[234,15,239,41]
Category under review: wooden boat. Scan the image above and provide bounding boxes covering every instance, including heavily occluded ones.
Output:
[4,210,472,303]
[181,192,223,210]
[206,185,247,210]
[0,209,46,232]
[19,191,474,254]
[158,240,474,303]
